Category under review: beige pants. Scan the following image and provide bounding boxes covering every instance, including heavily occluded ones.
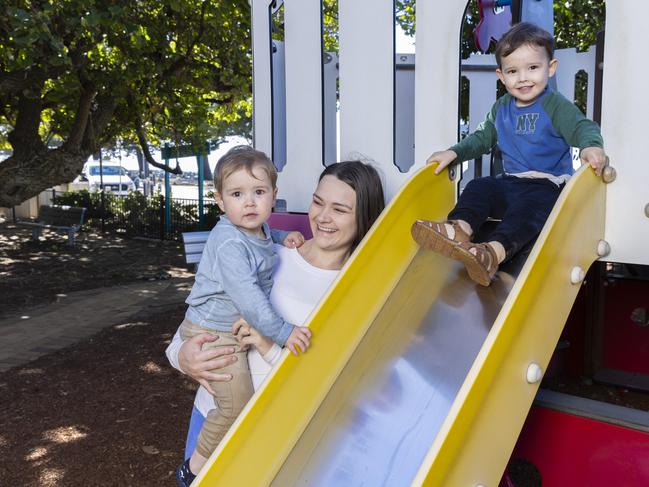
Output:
[179,319,254,458]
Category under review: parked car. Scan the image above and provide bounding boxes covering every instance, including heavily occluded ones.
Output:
[81,163,136,196]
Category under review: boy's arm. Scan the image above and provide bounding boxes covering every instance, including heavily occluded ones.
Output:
[544,91,604,149]
[449,98,502,163]
[217,240,294,346]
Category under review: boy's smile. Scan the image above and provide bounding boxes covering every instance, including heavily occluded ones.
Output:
[215,165,277,238]
[496,43,558,107]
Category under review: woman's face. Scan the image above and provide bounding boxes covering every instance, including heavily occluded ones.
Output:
[308,175,358,254]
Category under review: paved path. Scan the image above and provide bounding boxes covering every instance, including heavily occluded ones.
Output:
[0,278,192,371]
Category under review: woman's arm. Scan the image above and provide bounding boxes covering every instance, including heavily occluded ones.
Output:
[165,328,238,395]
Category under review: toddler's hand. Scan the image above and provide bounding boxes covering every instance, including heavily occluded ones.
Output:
[285,326,312,356]
[283,231,305,248]
[240,327,274,356]
[232,318,250,351]
[580,147,607,177]
[426,150,458,175]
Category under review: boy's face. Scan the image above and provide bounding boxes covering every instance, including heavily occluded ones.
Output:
[215,164,276,237]
[496,43,558,107]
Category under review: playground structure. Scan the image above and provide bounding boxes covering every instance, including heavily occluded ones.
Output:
[196,0,649,485]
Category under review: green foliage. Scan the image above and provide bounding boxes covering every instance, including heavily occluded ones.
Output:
[554,0,605,51]
[53,189,222,239]
[51,190,111,221]
[0,0,253,151]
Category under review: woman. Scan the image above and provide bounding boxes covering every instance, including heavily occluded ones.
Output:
[166,160,385,464]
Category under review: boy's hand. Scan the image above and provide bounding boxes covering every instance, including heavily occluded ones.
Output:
[426,150,458,175]
[285,326,312,356]
[580,147,608,177]
[283,231,305,248]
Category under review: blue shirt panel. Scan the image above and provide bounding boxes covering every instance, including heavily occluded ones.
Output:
[496,90,574,177]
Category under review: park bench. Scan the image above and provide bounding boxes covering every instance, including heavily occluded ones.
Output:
[182,213,312,266]
[17,205,87,247]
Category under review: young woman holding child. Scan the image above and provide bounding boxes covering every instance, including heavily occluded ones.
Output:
[166,156,385,486]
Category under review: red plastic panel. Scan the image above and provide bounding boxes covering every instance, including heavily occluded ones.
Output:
[602,280,649,374]
[268,212,312,239]
[511,407,649,486]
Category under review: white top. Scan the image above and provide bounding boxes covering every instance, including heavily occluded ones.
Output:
[166,244,339,415]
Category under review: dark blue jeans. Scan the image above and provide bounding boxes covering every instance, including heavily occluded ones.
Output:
[448,175,563,262]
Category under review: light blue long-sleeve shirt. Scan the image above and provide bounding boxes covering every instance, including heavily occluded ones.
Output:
[184,215,293,346]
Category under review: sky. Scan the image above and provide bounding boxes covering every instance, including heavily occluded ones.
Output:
[105,28,416,173]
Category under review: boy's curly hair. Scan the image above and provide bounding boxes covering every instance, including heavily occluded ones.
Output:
[495,22,554,67]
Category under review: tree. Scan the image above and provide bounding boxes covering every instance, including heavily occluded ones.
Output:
[0,0,252,207]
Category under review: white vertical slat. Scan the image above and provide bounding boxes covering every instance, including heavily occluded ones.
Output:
[603,0,649,265]
[251,0,274,156]
[277,0,325,212]
[339,0,399,198]
[414,1,468,189]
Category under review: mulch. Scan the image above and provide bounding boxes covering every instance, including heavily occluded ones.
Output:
[0,305,193,487]
[0,222,195,486]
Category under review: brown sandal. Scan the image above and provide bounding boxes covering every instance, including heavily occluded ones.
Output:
[452,242,498,286]
[411,219,471,257]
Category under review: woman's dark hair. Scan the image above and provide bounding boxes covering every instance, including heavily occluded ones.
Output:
[495,22,554,67]
[318,160,385,250]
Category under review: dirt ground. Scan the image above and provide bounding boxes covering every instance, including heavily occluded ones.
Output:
[0,222,191,320]
[0,222,196,486]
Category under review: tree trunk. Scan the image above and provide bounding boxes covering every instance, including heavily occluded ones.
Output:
[0,148,89,208]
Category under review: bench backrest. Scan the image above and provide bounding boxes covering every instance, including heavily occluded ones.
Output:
[38,205,87,227]
[182,231,211,264]
[182,213,311,265]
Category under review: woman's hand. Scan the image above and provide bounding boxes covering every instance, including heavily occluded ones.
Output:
[178,334,237,395]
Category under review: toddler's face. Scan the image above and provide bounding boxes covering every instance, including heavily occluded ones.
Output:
[215,165,276,237]
[496,43,557,107]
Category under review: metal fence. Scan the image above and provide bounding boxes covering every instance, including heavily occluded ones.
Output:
[51,190,221,240]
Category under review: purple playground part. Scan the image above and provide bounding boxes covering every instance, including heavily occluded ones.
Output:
[475,0,513,53]
[269,212,313,239]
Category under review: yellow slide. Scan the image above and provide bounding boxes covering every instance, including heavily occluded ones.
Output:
[195,165,605,487]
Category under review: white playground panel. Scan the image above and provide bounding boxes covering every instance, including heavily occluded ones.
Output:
[250,0,649,266]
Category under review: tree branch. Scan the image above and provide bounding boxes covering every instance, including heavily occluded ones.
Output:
[63,87,96,151]
[0,66,67,94]
[84,94,117,152]
[134,115,182,175]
